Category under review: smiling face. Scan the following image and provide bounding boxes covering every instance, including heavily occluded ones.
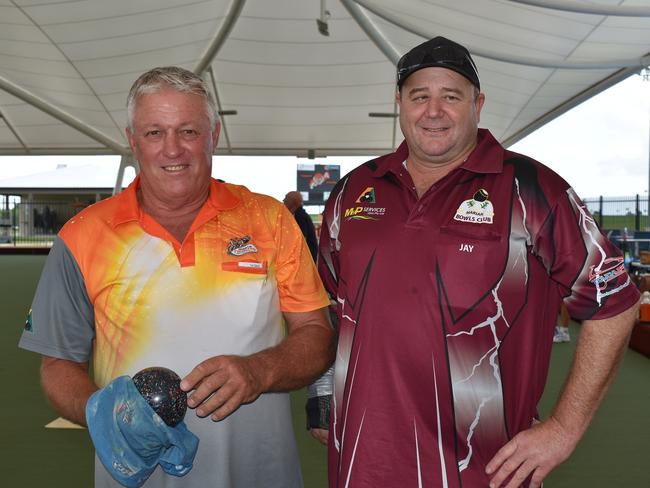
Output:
[397,67,484,170]
[126,88,220,209]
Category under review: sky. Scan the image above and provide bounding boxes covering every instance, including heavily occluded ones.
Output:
[0,72,649,202]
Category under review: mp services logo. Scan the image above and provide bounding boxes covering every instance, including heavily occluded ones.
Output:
[355,187,376,204]
[345,186,386,220]
[453,189,494,224]
[227,235,258,256]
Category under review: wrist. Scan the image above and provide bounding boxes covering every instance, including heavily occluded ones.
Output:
[547,413,583,448]
[245,353,273,393]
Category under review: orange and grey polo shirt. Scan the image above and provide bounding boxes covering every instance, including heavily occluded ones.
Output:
[20,177,329,386]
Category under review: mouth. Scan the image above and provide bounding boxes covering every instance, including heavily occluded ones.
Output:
[161,164,189,173]
[421,126,448,134]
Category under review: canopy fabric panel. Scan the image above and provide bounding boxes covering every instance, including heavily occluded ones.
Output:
[0,0,648,157]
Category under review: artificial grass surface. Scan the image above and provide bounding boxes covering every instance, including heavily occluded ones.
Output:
[1,255,647,487]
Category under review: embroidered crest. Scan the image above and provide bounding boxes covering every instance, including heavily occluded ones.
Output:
[24,309,33,333]
[588,257,626,291]
[453,189,494,224]
[355,187,376,204]
[227,236,258,256]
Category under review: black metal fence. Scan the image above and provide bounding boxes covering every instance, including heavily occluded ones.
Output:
[583,195,649,232]
[0,195,648,247]
[0,201,87,247]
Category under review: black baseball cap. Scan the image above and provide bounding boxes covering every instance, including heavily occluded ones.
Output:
[397,36,480,91]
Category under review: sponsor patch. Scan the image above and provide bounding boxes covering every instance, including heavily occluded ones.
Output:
[24,309,33,333]
[588,257,626,291]
[453,189,494,224]
[356,187,376,204]
[344,206,386,221]
[222,260,268,275]
[227,235,258,256]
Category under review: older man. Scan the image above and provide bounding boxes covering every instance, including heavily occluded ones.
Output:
[312,37,639,487]
[19,66,334,488]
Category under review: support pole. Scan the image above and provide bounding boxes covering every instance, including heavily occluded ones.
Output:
[113,155,139,196]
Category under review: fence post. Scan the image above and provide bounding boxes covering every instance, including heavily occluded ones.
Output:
[636,194,641,231]
[12,203,16,247]
[598,196,603,228]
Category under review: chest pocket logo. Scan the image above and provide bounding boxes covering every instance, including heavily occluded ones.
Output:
[227,235,258,256]
[453,189,494,224]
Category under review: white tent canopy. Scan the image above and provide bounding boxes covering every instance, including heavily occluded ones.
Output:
[0,0,649,159]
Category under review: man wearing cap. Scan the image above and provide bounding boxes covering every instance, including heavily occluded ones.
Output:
[310,37,639,487]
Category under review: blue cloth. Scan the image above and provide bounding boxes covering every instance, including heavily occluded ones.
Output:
[86,376,199,488]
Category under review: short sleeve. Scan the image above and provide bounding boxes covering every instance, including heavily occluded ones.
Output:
[536,187,639,320]
[274,205,329,312]
[18,236,95,362]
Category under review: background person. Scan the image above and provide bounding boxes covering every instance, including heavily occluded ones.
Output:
[311,37,639,488]
[283,190,318,262]
[19,66,335,488]
[554,302,572,343]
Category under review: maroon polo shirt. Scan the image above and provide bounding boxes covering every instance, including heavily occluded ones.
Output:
[318,129,639,488]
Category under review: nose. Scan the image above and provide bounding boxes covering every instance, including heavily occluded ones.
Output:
[162,131,182,158]
[425,97,442,118]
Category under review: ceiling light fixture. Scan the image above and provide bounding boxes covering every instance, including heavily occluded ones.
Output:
[317,0,331,36]
[368,112,397,118]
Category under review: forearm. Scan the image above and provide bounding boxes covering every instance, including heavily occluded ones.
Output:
[40,356,98,426]
[486,303,639,487]
[248,318,336,393]
[550,303,638,440]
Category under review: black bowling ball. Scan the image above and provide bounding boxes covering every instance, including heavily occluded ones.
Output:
[132,366,187,427]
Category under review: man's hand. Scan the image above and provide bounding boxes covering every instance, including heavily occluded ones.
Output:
[309,428,329,445]
[181,355,265,421]
[485,416,577,488]
[181,307,334,422]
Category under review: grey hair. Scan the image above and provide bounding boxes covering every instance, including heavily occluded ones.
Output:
[126,66,219,130]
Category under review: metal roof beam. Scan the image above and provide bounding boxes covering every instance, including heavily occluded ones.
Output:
[0,108,28,152]
[511,0,650,17]
[341,0,401,65]
[341,0,400,150]
[194,0,247,75]
[0,74,128,156]
[352,0,650,70]
[503,66,643,147]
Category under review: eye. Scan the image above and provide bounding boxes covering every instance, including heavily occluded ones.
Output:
[180,129,199,138]
[145,130,161,137]
[412,95,428,103]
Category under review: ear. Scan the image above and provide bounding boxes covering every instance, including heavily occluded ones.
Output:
[474,92,486,122]
[212,122,221,148]
[125,127,137,154]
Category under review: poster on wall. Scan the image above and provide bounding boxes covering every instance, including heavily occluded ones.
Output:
[297,164,340,205]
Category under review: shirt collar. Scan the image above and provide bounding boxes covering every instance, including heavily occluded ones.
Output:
[372,128,504,178]
[462,129,504,174]
[111,176,240,227]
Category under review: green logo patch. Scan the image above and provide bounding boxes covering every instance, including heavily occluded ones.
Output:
[24,309,33,333]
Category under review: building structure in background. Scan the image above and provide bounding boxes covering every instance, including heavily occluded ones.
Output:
[0,164,129,246]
